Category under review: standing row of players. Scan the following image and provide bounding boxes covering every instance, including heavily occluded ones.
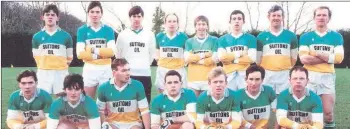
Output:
[7,61,323,129]
[29,1,343,129]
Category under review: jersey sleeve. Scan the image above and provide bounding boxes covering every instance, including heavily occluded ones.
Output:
[85,97,100,119]
[96,84,107,111]
[331,33,344,64]
[238,35,257,64]
[6,93,25,129]
[186,90,197,122]
[32,34,41,65]
[150,96,161,126]
[290,33,298,66]
[184,39,200,63]
[136,81,149,115]
[76,27,95,61]
[217,36,236,63]
[298,33,310,57]
[149,31,157,65]
[155,33,162,49]
[65,33,74,63]
[195,93,207,129]
[276,92,298,128]
[229,92,242,129]
[96,27,115,58]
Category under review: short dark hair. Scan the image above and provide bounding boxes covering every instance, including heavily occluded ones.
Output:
[289,66,309,79]
[88,1,103,14]
[194,15,209,27]
[164,70,182,83]
[111,58,129,71]
[129,5,144,17]
[246,65,265,80]
[42,4,59,16]
[63,74,85,95]
[268,5,284,17]
[230,10,245,22]
[17,70,38,82]
[313,6,332,19]
[164,13,179,23]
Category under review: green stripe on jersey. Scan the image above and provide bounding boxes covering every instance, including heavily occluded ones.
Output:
[257,29,298,51]
[299,30,343,49]
[151,89,196,118]
[185,35,218,53]
[277,88,323,123]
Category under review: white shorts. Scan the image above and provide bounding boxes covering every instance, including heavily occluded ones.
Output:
[263,70,290,94]
[37,69,68,94]
[110,121,143,129]
[154,66,187,90]
[307,71,335,95]
[82,63,112,87]
[188,81,208,91]
[227,71,246,91]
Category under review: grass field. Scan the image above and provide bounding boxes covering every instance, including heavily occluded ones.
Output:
[1,67,350,128]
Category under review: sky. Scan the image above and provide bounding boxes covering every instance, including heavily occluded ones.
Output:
[59,2,350,34]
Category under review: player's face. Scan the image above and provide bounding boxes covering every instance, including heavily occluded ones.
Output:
[230,14,244,31]
[268,10,283,28]
[19,76,37,98]
[246,71,263,93]
[289,70,309,93]
[42,10,59,27]
[195,20,208,36]
[65,85,82,103]
[88,6,102,24]
[130,13,143,29]
[314,9,330,27]
[164,75,182,97]
[113,64,131,83]
[165,15,178,33]
[209,74,227,96]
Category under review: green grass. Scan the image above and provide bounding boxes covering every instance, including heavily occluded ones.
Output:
[1,67,350,128]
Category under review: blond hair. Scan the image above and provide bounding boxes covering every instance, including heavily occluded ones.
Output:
[208,67,227,82]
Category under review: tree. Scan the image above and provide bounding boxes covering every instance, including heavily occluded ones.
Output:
[280,2,313,34]
[245,2,261,30]
[152,3,165,34]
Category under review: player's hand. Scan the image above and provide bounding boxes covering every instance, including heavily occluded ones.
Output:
[249,124,257,129]
[297,124,311,129]
[23,124,35,129]
[216,124,227,129]
[160,119,174,129]
[102,122,112,129]
[204,52,212,58]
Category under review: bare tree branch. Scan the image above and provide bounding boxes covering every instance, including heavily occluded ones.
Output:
[245,2,254,30]
[255,2,260,30]
[286,2,290,29]
[104,3,126,31]
[81,2,88,22]
[293,2,307,33]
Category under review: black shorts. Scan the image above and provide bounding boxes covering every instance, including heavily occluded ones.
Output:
[130,76,152,103]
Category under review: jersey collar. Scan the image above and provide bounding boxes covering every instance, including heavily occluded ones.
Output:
[231,32,243,39]
[245,85,264,100]
[288,87,310,103]
[19,88,41,103]
[110,78,132,92]
[207,88,230,104]
[269,28,284,37]
[63,94,85,108]
[314,29,330,37]
[163,88,184,102]
[41,26,61,36]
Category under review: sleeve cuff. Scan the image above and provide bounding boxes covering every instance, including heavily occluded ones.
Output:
[328,53,335,64]
[92,54,98,60]
[94,48,100,55]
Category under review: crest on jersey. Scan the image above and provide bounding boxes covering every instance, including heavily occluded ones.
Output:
[312,38,314,42]
[42,37,45,41]
[266,38,269,41]
[162,40,165,43]
[87,33,90,36]
[163,105,166,109]
[242,100,246,105]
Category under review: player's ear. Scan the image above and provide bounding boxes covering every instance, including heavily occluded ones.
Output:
[40,16,44,21]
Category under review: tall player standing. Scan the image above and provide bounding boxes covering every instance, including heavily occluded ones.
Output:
[116,6,156,103]
[218,10,257,91]
[299,6,344,129]
[185,15,218,97]
[76,1,116,98]
[154,13,189,93]
[257,5,298,95]
[32,4,73,96]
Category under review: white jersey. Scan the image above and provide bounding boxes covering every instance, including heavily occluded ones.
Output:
[116,28,156,76]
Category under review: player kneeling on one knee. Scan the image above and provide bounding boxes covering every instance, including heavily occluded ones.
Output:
[276,66,323,129]
[47,74,101,129]
[151,70,196,129]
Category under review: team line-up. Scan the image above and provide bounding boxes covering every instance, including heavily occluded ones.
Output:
[6,1,344,129]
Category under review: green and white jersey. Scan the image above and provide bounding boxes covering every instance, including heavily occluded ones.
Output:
[76,23,116,65]
[156,32,188,69]
[96,79,149,123]
[150,88,197,125]
[236,85,276,123]
[257,29,298,71]
[185,35,218,82]
[299,30,344,73]
[32,27,73,70]
[276,88,323,124]
[7,88,52,128]
[197,88,241,125]
[48,94,99,128]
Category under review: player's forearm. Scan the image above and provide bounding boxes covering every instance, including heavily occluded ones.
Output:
[315,53,329,62]
[6,119,24,129]
[151,125,160,129]
[238,55,254,64]
[312,122,323,129]
[94,48,114,58]
[99,112,107,122]
[300,55,326,65]
[142,113,151,129]
[219,52,236,63]
[172,115,191,124]
[229,120,241,129]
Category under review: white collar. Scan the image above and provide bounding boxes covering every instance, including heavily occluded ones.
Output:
[196,34,208,43]
[231,32,243,38]
[63,94,85,108]
[269,28,283,36]
[315,29,330,37]
[208,88,230,104]
[289,87,309,103]
[20,88,40,103]
[41,27,60,36]
[245,86,264,100]
[163,89,184,102]
[110,78,132,92]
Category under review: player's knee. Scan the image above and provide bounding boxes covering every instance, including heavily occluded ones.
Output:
[180,122,194,129]
[57,123,74,129]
